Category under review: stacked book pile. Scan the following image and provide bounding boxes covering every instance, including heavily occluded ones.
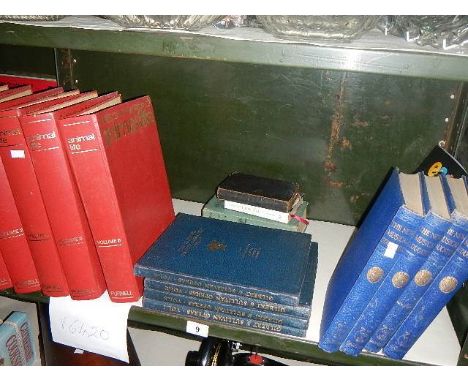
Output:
[0,86,175,303]
[135,213,318,337]
[319,168,468,359]
[202,172,309,233]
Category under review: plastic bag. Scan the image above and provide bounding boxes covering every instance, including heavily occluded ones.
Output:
[102,15,223,31]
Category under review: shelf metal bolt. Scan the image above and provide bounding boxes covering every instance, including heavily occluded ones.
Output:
[73,58,77,64]
[450,94,455,99]
[75,79,79,84]
[445,118,449,123]
[439,140,446,148]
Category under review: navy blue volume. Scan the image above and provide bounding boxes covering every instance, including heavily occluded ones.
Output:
[135,214,314,306]
[319,169,424,353]
[144,288,309,330]
[142,297,307,337]
[340,176,450,356]
[366,175,468,352]
[383,237,468,359]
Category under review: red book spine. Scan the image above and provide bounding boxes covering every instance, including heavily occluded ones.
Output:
[20,113,106,300]
[59,97,175,302]
[0,250,13,291]
[0,114,69,296]
[0,157,40,293]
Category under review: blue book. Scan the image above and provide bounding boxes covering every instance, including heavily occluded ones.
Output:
[144,288,309,330]
[366,175,468,352]
[319,169,425,353]
[383,236,468,359]
[340,175,451,356]
[142,297,308,337]
[135,214,315,306]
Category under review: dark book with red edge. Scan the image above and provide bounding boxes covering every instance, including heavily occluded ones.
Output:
[19,91,110,300]
[0,156,40,293]
[0,88,81,296]
[58,95,175,302]
[0,86,32,104]
[0,250,13,291]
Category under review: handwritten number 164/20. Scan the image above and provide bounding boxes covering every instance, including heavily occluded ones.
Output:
[61,317,110,341]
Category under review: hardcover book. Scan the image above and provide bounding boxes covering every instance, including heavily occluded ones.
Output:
[20,92,109,300]
[0,251,12,292]
[58,95,175,302]
[340,175,451,356]
[135,214,315,306]
[202,195,308,233]
[0,156,40,294]
[2,312,35,365]
[0,315,25,366]
[366,174,468,352]
[319,169,425,353]
[144,288,309,330]
[0,86,32,104]
[384,235,468,359]
[216,173,302,213]
[0,88,78,296]
[144,241,317,319]
[142,297,307,337]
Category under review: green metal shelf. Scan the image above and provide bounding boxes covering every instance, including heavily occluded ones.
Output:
[0,17,467,81]
[0,289,421,366]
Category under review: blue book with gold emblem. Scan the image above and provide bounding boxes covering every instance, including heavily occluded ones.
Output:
[384,236,468,359]
[340,175,449,356]
[135,214,315,306]
[319,169,425,353]
[366,175,468,353]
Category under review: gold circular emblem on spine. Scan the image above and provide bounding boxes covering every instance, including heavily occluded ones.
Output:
[414,270,432,287]
[367,267,384,283]
[439,276,458,294]
[392,272,410,288]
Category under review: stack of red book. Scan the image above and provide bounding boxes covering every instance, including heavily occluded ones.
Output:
[0,86,175,303]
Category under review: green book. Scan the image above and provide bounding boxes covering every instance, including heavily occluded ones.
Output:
[202,195,308,233]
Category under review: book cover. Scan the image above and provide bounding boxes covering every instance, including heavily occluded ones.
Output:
[0,317,26,366]
[216,173,302,213]
[319,169,425,353]
[202,195,308,233]
[0,89,78,296]
[0,85,32,104]
[20,92,109,300]
[135,214,314,306]
[0,251,12,292]
[366,175,468,352]
[142,297,307,337]
[144,288,309,329]
[3,312,35,365]
[384,236,468,360]
[0,156,40,294]
[415,144,467,178]
[144,241,317,319]
[340,175,451,356]
[58,95,175,302]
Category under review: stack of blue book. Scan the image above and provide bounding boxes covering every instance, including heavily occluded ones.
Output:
[319,168,468,359]
[134,213,318,337]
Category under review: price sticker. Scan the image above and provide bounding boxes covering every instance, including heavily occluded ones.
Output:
[10,150,25,159]
[186,321,209,337]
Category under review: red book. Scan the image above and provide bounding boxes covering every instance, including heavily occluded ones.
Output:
[0,250,13,291]
[0,86,32,104]
[0,89,80,296]
[0,156,40,294]
[20,91,109,300]
[0,87,65,111]
[59,96,175,302]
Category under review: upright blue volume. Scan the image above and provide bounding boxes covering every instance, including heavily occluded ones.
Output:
[135,214,314,305]
[319,169,425,353]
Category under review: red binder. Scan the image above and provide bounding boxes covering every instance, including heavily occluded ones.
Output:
[0,88,78,296]
[0,156,40,293]
[59,96,175,302]
[19,92,109,300]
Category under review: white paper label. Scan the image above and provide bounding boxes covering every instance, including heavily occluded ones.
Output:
[49,292,141,363]
[383,242,398,259]
[10,149,25,159]
[186,321,209,337]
